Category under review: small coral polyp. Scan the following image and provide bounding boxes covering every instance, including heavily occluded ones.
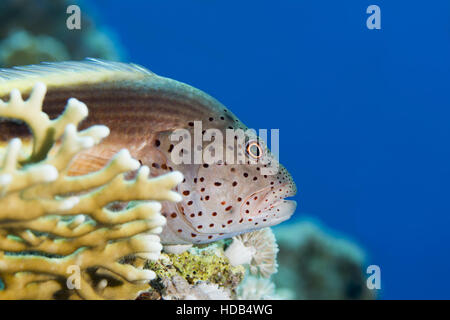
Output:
[225,228,279,278]
[0,83,183,299]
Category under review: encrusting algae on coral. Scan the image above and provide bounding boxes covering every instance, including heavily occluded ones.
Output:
[168,245,245,286]
[138,244,245,300]
[0,82,183,299]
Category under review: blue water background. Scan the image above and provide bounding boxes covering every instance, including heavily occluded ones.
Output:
[88,0,450,299]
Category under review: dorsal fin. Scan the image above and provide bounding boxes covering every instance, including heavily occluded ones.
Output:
[0,58,154,96]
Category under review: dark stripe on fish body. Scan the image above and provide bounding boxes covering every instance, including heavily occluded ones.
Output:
[0,80,229,142]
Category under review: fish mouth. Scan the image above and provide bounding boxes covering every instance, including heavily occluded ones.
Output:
[240,183,297,225]
[258,198,297,225]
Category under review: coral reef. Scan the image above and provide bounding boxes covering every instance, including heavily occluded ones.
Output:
[138,217,375,301]
[0,72,374,301]
[0,0,123,67]
[137,243,245,300]
[161,277,231,300]
[225,228,279,278]
[0,83,183,299]
[0,30,70,68]
[222,228,282,300]
[273,220,375,300]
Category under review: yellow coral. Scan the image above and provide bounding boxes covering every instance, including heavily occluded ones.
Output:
[168,246,245,287]
[0,83,183,299]
[139,244,245,299]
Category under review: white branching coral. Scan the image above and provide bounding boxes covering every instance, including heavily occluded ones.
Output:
[224,228,279,278]
[0,83,183,300]
[162,276,231,300]
[190,282,231,300]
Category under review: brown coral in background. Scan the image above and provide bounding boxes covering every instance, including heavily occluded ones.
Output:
[0,0,123,67]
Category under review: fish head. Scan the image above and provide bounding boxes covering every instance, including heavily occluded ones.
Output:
[194,154,297,232]
[140,76,297,244]
[166,117,297,243]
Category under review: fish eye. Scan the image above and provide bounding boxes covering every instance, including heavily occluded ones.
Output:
[246,141,263,159]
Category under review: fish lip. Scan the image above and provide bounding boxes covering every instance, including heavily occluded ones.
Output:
[239,183,297,218]
[261,199,297,225]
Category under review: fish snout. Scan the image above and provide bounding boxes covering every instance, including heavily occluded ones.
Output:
[240,181,297,221]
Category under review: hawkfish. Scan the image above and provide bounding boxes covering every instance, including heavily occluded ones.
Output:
[0,59,297,245]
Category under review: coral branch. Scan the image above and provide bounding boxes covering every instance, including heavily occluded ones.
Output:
[0,83,182,299]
